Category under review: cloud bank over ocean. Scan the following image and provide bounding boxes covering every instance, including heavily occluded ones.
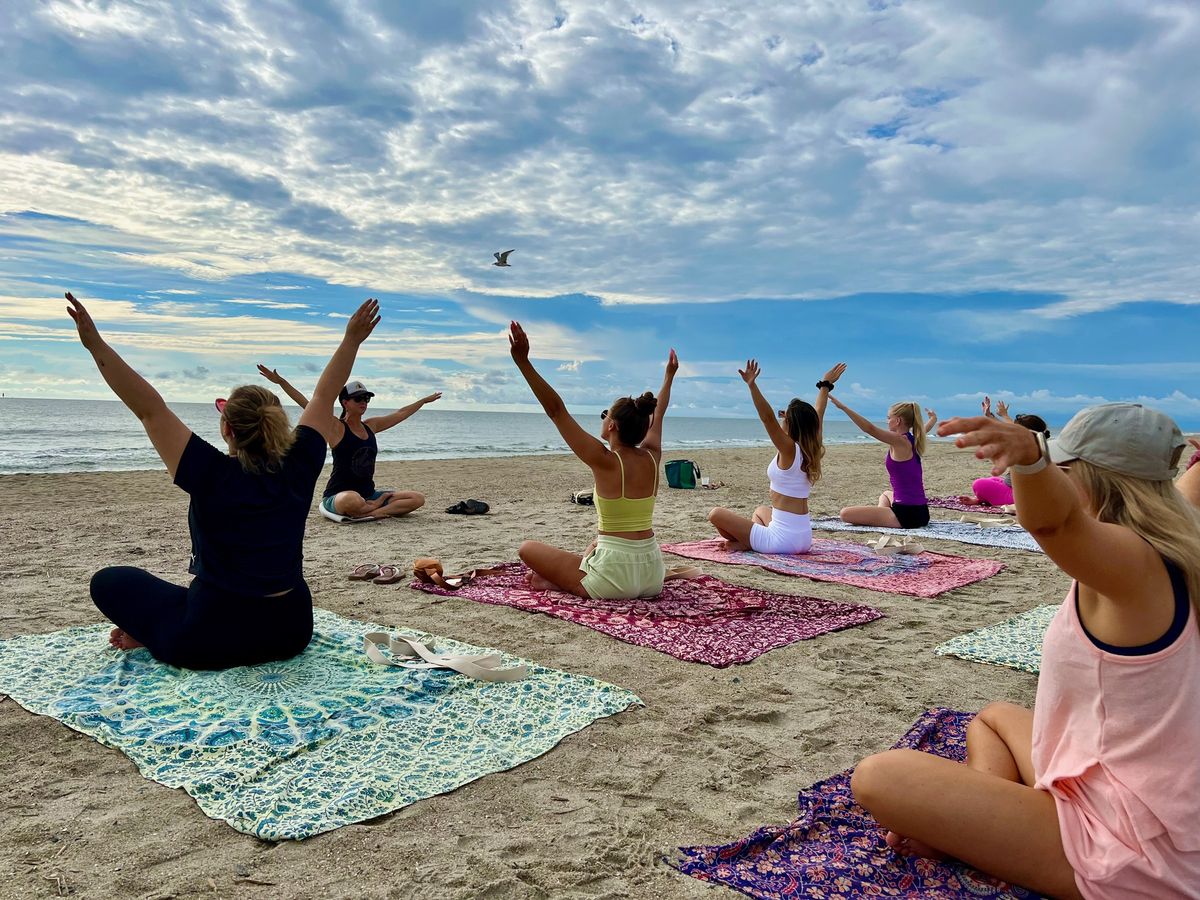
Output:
[1,1,1197,421]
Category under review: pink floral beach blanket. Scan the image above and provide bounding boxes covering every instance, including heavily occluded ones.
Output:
[661,538,1003,599]
[409,562,883,667]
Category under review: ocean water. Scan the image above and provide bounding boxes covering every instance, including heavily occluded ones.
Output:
[0,397,876,475]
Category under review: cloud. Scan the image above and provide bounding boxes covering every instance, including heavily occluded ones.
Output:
[556,359,582,372]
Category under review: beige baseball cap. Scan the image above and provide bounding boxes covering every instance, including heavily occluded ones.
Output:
[1048,402,1185,481]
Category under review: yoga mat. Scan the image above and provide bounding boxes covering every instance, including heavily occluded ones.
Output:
[813,517,1042,553]
[662,538,1002,599]
[0,608,640,840]
[929,496,1013,515]
[934,605,1059,674]
[409,562,883,667]
[673,707,1044,899]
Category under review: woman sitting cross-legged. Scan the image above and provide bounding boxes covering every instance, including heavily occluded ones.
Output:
[256,363,440,520]
[831,395,930,529]
[851,404,1200,898]
[509,321,676,599]
[706,360,844,553]
[74,293,382,669]
[959,412,1051,508]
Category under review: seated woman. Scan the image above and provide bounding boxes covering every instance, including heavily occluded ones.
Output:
[851,404,1200,898]
[959,413,1050,507]
[256,364,441,519]
[509,321,676,599]
[830,394,930,529]
[706,360,845,553]
[72,293,382,670]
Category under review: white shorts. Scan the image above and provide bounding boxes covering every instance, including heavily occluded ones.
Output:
[749,509,813,555]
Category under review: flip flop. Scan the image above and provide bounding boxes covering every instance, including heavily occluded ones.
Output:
[372,565,404,585]
[446,499,490,515]
[349,564,382,581]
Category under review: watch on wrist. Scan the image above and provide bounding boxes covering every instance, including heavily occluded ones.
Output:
[1010,431,1050,475]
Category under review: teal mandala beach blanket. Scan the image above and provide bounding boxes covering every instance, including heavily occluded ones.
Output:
[934,605,1059,674]
[0,608,640,840]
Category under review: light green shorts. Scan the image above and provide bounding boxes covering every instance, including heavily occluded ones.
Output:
[579,535,665,600]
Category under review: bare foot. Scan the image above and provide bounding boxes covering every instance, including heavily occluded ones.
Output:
[885,830,949,861]
[525,572,558,592]
[957,495,982,506]
[721,539,749,552]
[109,627,144,651]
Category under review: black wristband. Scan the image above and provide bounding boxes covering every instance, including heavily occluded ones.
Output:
[816,380,834,391]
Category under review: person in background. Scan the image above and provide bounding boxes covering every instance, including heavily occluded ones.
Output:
[831,395,930,529]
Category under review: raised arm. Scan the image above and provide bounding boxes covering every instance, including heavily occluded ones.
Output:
[739,359,793,461]
[1177,438,1200,510]
[509,321,608,467]
[298,298,380,445]
[813,362,846,425]
[828,394,909,451]
[994,399,1012,423]
[65,292,191,477]
[641,349,678,457]
[923,407,938,435]
[938,415,1155,600]
[366,392,443,434]
[257,364,309,408]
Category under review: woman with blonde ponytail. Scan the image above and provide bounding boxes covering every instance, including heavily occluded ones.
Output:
[68,291,381,669]
[707,360,843,553]
[830,393,931,529]
[848,404,1200,898]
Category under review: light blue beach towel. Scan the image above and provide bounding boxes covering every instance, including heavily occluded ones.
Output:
[0,608,641,840]
[934,605,1059,673]
[812,517,1042,553]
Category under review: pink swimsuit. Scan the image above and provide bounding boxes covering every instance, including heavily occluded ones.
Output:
[1032,564,1200,898]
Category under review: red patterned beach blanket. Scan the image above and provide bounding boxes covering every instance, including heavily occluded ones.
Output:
[409,562,883,667]
[662,538,1002,598]
[673,708,1043,899]
[928,496,1012,515]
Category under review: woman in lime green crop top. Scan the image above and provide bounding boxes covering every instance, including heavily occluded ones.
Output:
[509,321,677,599]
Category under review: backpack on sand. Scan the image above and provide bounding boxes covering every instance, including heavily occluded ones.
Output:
[664,459,701,489]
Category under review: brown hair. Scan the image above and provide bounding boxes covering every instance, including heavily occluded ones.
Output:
[888,401,926,456]
[608,392,658,445]
[784,398,824,483]
[1014,413,1050,438]
[222,385,296,473]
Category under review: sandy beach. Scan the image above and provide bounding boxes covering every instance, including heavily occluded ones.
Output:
[0,442,1066,899]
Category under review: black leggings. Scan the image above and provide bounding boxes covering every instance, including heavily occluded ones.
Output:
[90,567,314,670]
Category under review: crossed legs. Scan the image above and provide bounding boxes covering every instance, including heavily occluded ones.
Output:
[851,702,1082,899]
[840,490,903,528]
[333,490,426,519]
[707,505,772,551]
[518,540,589,598]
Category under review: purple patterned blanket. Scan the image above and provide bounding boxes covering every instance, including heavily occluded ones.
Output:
[662,539,1002,598]
[409,562,883,667]
[674,708,1044,898]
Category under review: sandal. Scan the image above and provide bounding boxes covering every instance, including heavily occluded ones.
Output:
[372,565,405,585]
[446,499,490,515]
[349,563,382,581]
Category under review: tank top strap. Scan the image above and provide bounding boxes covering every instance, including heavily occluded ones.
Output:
[649,451,660,492]
[613,450,627,498]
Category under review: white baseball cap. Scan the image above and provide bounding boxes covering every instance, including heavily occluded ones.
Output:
[339,380,375,401]
[1049,402,1185,481]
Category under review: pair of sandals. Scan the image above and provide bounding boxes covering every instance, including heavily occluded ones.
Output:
[446,499,489,515]
[870,535,926,556]
[958,513,1019,528]
[349,564,404,585]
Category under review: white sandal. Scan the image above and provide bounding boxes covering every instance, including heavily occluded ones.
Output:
[363,633,529,682]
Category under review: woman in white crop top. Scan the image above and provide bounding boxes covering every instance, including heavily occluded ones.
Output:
[707,360,844,554]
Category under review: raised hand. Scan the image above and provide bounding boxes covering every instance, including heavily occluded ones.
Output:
[981,395,993,418]
[65,291,105,353]
[995,399,1010,419]
[822,362,847,384]
[257,364,283,384]
[423,391,443,404]
[925,407,937,419]
[938,415,1042,476]
[345,298,381,345]
[738,359,761,386]
[509,321,530,363]
[665,348,679,378]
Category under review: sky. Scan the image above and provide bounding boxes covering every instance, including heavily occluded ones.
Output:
[1,0,1198,425]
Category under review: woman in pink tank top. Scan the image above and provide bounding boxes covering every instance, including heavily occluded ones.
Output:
[849,404,1200,899]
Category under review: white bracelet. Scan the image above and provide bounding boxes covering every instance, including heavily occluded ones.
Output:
[1010,433,1049,475]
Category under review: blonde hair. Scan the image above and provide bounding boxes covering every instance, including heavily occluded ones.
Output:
[222,385,296,474]
[1072,459,1200,620]
[888,401,926,456]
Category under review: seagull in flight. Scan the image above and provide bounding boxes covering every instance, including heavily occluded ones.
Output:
[493,250,515,267]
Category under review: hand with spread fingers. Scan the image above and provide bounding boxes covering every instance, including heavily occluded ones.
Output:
[345,297,381,345]
[938,415,1043,476]
[738,359,761,386]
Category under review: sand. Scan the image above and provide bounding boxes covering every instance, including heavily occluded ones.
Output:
[0,442,1065,899]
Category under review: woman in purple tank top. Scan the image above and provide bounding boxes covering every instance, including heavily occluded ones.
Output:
[829,396,933,529]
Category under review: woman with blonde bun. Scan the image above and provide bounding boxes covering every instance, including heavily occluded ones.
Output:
[69,291,381,669]
[830,395,930,528]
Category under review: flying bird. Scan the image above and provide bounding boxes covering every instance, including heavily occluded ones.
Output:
[493,250,515,267]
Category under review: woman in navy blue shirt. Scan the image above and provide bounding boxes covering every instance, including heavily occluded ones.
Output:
[67,292,381,669]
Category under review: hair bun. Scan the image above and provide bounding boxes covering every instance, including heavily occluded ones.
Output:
[633,392,658,415]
